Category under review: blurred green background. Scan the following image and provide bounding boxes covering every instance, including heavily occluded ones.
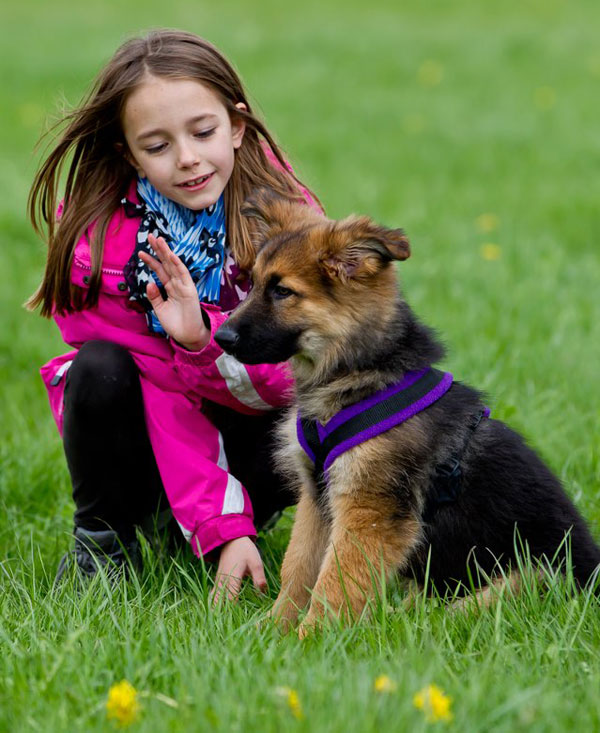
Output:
[1,0,600,729]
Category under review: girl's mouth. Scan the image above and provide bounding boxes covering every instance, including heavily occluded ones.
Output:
[177,173,214,190]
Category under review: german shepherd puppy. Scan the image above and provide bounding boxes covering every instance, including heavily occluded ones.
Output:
[214,191,600,634]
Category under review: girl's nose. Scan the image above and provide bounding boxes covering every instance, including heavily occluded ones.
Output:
[176,142,200,169]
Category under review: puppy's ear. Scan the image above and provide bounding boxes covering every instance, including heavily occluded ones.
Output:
[241,188,288,250]
[321,216,410,281]
[242,187,320,251]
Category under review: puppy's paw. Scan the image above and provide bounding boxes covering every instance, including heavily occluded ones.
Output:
[297,621,310,640]
[267,596,301,633]
[298,607,325,638]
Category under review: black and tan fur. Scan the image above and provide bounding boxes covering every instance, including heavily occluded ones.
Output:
[215,190,600,634]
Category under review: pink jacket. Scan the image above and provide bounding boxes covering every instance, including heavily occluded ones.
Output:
[41,178,319,557]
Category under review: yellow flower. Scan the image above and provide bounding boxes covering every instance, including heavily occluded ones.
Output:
[418,60,445,87]
[276,686,304,720]
[106,680,141,727]
[475,213,500,234]
[374,675,397,693]
[413,684,453,722]
[533,86,556,110]
[480,243,501,261]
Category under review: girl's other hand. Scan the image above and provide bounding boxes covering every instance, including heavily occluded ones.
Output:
[211,536,268,605]
[139,234,210,351]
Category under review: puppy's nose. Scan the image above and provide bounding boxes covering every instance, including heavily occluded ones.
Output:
[214,325,240,353]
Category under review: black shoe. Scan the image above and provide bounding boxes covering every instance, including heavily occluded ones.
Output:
[55,527,141,585]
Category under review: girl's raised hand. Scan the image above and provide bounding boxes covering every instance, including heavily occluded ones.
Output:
[139,234,210,351]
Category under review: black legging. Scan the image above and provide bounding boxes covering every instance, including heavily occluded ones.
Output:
[62,340,296,542]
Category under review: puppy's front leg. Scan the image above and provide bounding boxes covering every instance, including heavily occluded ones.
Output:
[299,495,421,636]
[269,491,330,631]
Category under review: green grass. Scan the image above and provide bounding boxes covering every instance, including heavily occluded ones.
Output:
[2,0,600,730]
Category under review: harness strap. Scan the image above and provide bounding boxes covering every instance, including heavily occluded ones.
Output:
[298,417,326,491]
[297,368,453,487]
[297,368,489,517]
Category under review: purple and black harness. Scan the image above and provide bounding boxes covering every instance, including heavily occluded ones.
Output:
[296,367,489,522]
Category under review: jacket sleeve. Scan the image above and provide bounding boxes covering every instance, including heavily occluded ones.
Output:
[141,378,258,557]
[172,304,295,415]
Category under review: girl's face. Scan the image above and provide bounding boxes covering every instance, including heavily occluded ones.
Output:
[122,75,246,210]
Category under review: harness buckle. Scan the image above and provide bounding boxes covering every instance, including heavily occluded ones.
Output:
[433,458,462,504]
[435,457,460,479]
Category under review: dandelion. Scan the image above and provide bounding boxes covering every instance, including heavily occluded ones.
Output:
[374,675,397,693]
[106,680,141,727]
[475,213,500,234]
[276,686,304,720]
[480,243,501,261]
[413,684,453,722]
[418,60,445,87]
[533,86,556,111]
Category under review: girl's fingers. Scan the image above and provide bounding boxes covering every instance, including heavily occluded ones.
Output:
[250,562,268,594]
[146,234,194,288]
[168,251,195,285]
[139,251,169,284]
[211,573,242,605]
[148,233,168,251]
[148,233,172,263]
[147,234,178,279]
[145,281,164,310]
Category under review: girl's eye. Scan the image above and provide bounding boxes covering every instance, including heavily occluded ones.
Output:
[145,143,167,154]
[195,128,216,139]
[272,285,294,300]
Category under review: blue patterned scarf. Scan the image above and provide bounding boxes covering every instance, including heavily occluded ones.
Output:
[123,177,226,335]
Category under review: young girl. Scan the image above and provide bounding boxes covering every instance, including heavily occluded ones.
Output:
[28,29,322,599]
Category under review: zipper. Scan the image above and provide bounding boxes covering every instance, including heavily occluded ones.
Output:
[74,259,123,277]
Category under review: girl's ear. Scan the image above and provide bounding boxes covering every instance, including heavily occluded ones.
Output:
[115,142,146,178]
[232,102,247,149]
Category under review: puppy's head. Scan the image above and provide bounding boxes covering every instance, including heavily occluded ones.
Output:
[215,189,410,371]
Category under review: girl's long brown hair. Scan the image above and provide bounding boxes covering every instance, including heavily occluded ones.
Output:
[28,29,321,316]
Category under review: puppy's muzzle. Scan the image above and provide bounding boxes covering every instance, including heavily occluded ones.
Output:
[215,317,301,364]
[214,326,240,354]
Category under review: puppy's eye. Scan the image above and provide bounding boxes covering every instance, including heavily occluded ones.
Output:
[272,285,294,300]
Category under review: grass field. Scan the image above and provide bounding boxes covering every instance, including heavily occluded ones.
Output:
[2,0,600,730]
